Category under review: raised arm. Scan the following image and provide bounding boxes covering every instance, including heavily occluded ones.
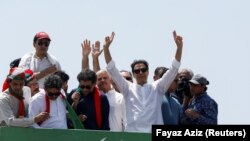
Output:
[103,32,115,64]
[92,41,103,72]
[156,30,183,94]
[81,39,91,71]
[173,30,183,62]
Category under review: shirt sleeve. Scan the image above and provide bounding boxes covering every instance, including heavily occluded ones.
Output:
[28,96,42,128]
[0,96,35,127]
[121,96,127,131]
[154,58,180,94]
[106,60,130,96]
[18,53,32,69]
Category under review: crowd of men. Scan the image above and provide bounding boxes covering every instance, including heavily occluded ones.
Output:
[0,31,218,133]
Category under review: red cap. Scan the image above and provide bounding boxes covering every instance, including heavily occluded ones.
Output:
[35,32,51,41]
[7,67,26,80]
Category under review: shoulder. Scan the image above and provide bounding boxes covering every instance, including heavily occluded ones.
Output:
[114,91,124,99]
[171,96,181,107]
[30,90,46,103]
[199,93,218,107]
[23,86,32,97]
[0,93,9,102]
[100,93,108,98]
[0,93,12,109]
[203,93,216,102]
[100,94,109,102]
[21,52,34,59]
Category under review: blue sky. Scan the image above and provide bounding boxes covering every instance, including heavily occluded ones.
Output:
[1,0,249,124]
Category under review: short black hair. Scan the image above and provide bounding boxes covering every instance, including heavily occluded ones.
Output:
[154,67,169,78]
[130,59,149,73]
[9,58,21,68]
[120,70,133,77]
[77,69,97,84]
[54,70,69,82]
[44,74,62,90]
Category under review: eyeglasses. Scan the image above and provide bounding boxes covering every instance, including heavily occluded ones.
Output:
[47,92,61,97]
[80,85,92,90]
[133,68,148,74]
[37,41,50,47]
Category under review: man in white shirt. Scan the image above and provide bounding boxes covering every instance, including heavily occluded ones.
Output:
[0,67,48,127]
[96,70,126,131]
[29,74,67,129]
[19,31,61,88]
[103,31,183,133]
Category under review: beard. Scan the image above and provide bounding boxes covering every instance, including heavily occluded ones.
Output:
[9,87,24,99]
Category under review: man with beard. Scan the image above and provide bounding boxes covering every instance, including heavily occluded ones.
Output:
[73,69,110,130]
[0,67,49,127]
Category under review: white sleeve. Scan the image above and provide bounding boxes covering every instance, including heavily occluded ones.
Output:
[18,53,33,69]
[28,95,43,128]
[121,97,127,131]
[106,60,130,96]
[0,97,35,127]
[154,58,180,94]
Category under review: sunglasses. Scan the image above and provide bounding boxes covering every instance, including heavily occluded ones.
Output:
[80,85,92,90]
[133,68,148,74]
[47,92,61,97]
[38,41,50,47]
[124,77,132,81]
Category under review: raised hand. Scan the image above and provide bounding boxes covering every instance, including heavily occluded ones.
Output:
[92,41,103,59]
[103,32,115,49]
[81,39,91,57]
[173,30,183,62]
[173,30,183,49]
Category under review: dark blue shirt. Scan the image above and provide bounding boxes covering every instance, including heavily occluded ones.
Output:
[76,92,110,130]
[181,92,218,125]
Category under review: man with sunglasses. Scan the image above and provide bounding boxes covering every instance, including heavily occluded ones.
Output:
[79,39,126,131]
[28,74,68,129]
[19,31,61,89]
[103,31,183,133]
[73,69,110,130]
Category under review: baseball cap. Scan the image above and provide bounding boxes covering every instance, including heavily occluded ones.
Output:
[189,74,209,85]
[7,67,26,80]
[34,32,51,41]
